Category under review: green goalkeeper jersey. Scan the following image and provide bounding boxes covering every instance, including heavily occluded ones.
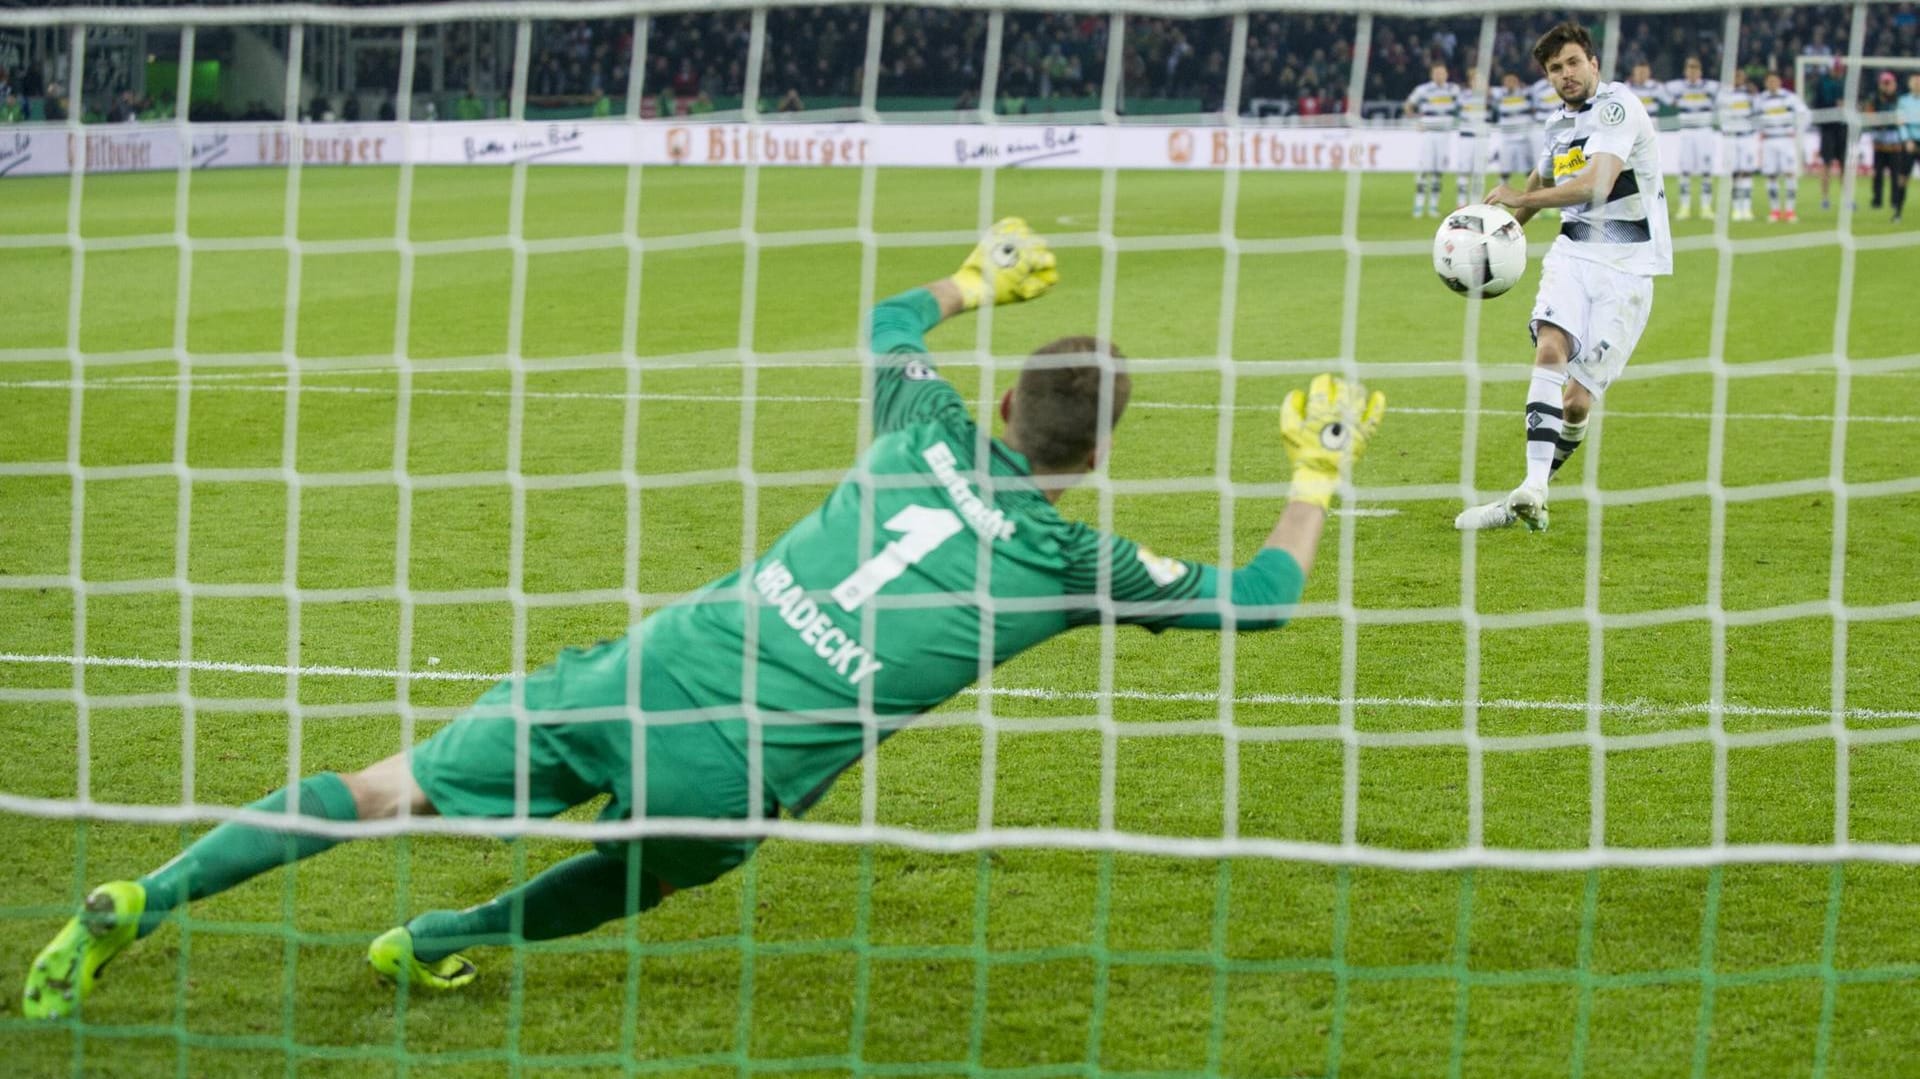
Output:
[617,287,1305,813]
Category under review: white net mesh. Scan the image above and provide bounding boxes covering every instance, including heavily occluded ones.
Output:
[3,0,1920,1072]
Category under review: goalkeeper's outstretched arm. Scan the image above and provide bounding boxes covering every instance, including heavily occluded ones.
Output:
[1084,374,1385,634]
[869,219,1058,435]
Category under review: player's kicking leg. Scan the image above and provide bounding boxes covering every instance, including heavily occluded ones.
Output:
[1456,252,1649,534]
[1454,321,1585,532]
[22,751,443,1019]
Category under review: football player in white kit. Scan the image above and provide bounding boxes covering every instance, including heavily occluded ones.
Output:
[1718,71,1762,221]
[1454,68,1493,208]
[1494,72,1536,184]
[1529,72,1564,163]
[1406,63,1462,217]
[1755,70,1811,222]
[1528,72,1565,219]
[1458,22,1673,533]
[1627,62,1670,117]
[1667,57,1720,220]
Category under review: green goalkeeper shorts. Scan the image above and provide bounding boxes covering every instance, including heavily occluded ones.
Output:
[409,641,774,890]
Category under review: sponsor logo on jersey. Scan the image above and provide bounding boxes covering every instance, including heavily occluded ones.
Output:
[1601,102,1626,126]
[902,359,941,381]
[1553,144,1589,179]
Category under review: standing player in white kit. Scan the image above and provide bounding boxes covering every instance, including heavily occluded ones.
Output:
[1626,61,1671,120]
[1406,63,1462,218]
[1718,70,1762,221]
[1754,70,1812,222]
[1667,57,1720,220]
[1494,71,1537,187]
[1455,21,1674,533]
[1453,68,1494,209]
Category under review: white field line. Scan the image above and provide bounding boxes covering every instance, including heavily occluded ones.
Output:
[5,650,1918,723]
[4,375,1918,426]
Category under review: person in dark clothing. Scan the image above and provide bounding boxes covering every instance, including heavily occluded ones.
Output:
[1809,61,1849,210]
[1866,71,1907,217]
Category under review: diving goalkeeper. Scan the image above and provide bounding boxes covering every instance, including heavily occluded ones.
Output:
[24,220,1385,1018]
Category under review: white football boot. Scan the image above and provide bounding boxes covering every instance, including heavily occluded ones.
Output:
[1453,498,1518,531]
[1506,478,1550,532]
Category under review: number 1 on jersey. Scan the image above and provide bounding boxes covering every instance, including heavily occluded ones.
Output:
[831,505,965,612]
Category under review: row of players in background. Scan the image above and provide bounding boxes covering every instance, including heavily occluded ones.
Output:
[1405,59,1831,225]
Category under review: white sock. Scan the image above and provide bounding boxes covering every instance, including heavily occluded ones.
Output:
[1785,180,1797,212]
[1525,367,1568,488]
[1679,176,1692,203]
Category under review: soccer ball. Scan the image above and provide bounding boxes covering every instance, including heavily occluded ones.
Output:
[1432,205,1527,298]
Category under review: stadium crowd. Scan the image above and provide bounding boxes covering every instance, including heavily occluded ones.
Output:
[0,4,1915,122]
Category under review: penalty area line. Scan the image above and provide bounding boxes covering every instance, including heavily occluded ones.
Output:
[2,650,1916,722]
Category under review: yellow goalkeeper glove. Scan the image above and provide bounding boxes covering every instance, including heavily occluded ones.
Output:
[950,217,1059,309]
[1281,374,1386,509]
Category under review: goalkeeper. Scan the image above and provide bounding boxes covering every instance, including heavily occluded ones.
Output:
[24,220,1385,1017]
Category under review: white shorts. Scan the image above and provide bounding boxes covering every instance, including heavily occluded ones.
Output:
[1418,130,1451,173]
[1453,134,1490,177]
[1528,246,1655,396]
[1499,135,1534,176]
[1721,134,1760,174]
[1760,137,1801,176]
[1678,127,1716,175]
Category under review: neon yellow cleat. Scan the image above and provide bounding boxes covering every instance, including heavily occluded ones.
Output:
[367,927,477,991]
[22,881,146,1020]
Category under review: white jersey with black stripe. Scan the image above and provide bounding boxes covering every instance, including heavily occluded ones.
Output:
[1494,87,1534,133]
[1717,87,1758,134]
[1539,81,1672,277]
[1406,80,1462,132]
[1666,77,1719,128]
[1755,88,1809,137]
[1628,80,1671,116]
[1457,87,1491,134]
[1530,77,1563,121]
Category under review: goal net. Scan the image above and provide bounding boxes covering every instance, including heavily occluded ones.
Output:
[2,0,1918,1074]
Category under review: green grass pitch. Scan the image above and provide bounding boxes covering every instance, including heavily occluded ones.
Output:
[1,161,1918,1077]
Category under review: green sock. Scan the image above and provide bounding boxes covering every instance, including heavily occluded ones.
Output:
[136,772,358,938]
[407,851,664,962]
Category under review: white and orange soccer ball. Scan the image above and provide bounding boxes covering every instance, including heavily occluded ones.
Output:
[1432,204,1527,298]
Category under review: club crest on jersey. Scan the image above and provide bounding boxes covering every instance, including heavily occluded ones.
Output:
[902,359,941,381]
[1600,101,1626,125]
[1135,546,1188,587]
